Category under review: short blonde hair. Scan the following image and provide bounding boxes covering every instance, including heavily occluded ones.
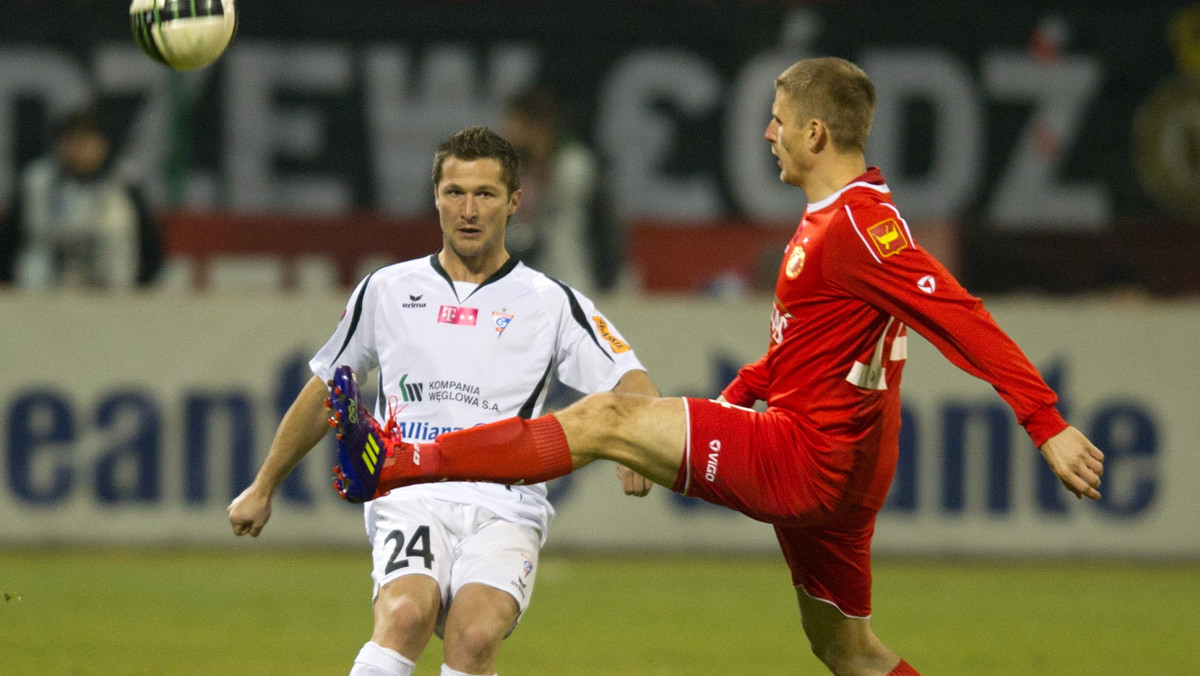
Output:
[774,57,875,153]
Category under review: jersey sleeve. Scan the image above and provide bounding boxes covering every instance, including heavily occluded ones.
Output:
[552,285,645,393]
[722,353,769,406]
[309,272,380,382]
[829,205,1067,447]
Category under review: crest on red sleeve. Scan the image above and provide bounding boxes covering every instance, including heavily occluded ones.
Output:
[866,218,909,258]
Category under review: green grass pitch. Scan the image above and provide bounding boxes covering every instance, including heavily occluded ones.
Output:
[1,549,1197,674]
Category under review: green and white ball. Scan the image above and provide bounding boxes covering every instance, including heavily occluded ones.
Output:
[130,0,237,71]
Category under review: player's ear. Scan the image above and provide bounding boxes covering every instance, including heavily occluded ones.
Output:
[507,188,522,215]
[808,118,829,153]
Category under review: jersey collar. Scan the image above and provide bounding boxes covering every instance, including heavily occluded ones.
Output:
[805,167,889,213]
[429,253,520,302]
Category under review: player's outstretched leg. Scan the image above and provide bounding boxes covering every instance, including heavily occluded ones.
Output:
[328,365,417,503]
[328,368,576,502]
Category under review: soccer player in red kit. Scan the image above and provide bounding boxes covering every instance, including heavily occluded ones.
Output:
[332,57,1105,676]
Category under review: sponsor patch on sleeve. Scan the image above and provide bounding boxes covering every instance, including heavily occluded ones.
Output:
[591,315,631,353]
[866,218,910,258]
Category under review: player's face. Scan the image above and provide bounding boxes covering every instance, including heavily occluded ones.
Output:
[435,157,520,264]
[765,89,808,187]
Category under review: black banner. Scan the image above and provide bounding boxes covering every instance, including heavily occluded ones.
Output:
[2,1,1198,291]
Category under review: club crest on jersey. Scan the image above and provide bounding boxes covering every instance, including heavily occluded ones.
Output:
[866,218,909,258]
[784,244,806,279]
[591,315,630,353]
[493,310,514,338]
[438,305,478,326]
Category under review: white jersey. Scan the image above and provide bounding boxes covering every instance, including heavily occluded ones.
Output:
[310,254,645,539]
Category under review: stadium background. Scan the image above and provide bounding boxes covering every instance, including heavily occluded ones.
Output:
[1,1,1199,674]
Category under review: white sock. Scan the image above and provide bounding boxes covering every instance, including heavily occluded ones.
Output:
[440,665,496,676]
[349,641,415,676]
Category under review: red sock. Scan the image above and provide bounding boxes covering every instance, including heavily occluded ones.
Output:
[379,415,573,491]
[887,659,920,675]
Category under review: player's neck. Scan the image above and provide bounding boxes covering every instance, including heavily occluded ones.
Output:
[799,154,867,204]
[438,248,511,284]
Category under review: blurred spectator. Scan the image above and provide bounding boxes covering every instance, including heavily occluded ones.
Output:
[0,108,163,290]
[500,85,623,296]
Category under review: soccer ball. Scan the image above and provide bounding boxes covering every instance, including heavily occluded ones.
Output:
[129,0,237,71]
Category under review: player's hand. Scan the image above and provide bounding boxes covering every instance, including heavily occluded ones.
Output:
[228,484,272,537]
[1039,426,1105,500]
[616,465,653,497]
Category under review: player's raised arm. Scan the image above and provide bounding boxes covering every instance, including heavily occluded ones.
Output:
[228,375,332,537]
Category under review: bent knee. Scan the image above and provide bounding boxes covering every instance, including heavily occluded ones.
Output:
[443,619,508,659]
[805,630,898,676]
[375,589,438,639]
[572,391,661,435]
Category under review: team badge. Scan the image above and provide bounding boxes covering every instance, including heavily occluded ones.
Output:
[866,218,909,258]
[493,310,514,338]
[784,244,806,279]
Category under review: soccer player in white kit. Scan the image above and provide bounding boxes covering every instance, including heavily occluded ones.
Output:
[228,126,656,676]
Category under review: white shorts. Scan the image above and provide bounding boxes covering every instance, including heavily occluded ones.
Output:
[364,496,542,625]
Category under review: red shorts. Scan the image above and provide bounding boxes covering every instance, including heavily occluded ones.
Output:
[674,397,878,617]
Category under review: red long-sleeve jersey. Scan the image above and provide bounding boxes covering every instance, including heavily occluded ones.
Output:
[722,168,1067,510]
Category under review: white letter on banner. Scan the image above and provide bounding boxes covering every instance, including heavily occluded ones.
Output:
[861,47,984,220]
[224,42,353,213]
[595,49,722,220]
[983,50,1108,230]
[364,43,535,216]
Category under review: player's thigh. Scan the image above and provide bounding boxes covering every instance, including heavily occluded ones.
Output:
[372,574,442,640]
[366,497,457,603]
[442,583,520,647]
[678,399,825,521]
[447,511,541,635]
[775,506,877,619]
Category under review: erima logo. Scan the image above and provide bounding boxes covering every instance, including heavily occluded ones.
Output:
[402,293,427,309]
[510,576,528,599]
[705,439,722,482]
[917,275,937,294]
[412,443,421,466]
[398,374,424,402]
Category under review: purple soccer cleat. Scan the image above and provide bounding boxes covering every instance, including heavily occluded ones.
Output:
[328,365,397,503]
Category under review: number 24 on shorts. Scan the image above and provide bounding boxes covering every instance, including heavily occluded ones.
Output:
[383,525,435,574]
